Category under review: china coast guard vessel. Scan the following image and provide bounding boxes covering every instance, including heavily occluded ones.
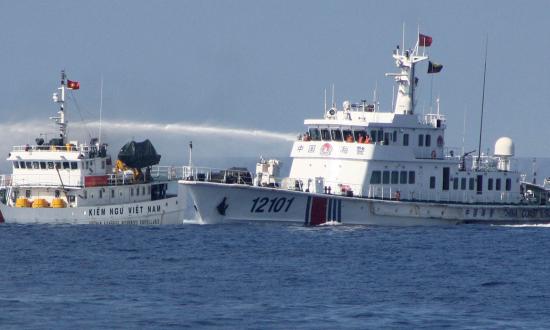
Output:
[0,72,184,224]
[180,34,550,225]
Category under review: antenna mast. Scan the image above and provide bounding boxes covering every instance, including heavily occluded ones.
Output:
[51,70,68,144]
[99,75,103,146]
[476,37,488,170]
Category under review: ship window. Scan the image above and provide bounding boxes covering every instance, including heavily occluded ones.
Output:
[71,162,78,170]
[469,178,475,190]
[488,178,493,190]
[13,161,19,169]
[393,131,397,142]
[69,195,75,203]
[83,190,87,199]
[382,171,390,184]
[331,129,343,141]
[25,161,32,169]
[48,162,54,169]
[321,129,331,141]
[505,178,512,191]
[496,178,501,191]
[391,171,399,184]
[308,128,321,141]
[85,161,89,170]
[130,188,134,196]
[55,190,60,198]
[408,171,415,184]
[384,132,390,145]
[99,190,103,199]
[370,130,377,142]
[418,134,424,147]
[429,176,436,189]
[453,177,459,190]
[353,130,366,142]
[20,161,26,169]
[136,186,140,196]
[400,171,407,184]
[25,190,31,198]
[40,162,46,169]
[55,162,61,169]
[403,134,409,146]
[378,129,384,143]
[101,160,105,169]
[425,135,431,147]
[342,130,354,142]
[63,162,70,169]
[32,162,39,169]
[111,189,115,198]
[461,178,466,190]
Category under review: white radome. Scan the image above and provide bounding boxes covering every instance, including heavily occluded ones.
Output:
[494,137,514,157]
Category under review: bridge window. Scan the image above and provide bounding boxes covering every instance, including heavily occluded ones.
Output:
[353,130,366,142]
[429,176,436,189]
[13,162,19,169]
[25,161,32,169]
[321,129,331,141]
[495,178,501,191]
[393,131,397,142]
[505,178,512,191]
[488,178,493,190]
[469,178,475,190]
[382,171,390,184]
[408,171,415,184]
[20,161,26,169]
[48,162,54,169]
[71,162,78,170]
[461,178,466,190]
[391,171,399,184]
[342,130,354,142]
[33,162,39,169]
[55,162,61,169]
[425,135,431,147]
[384,132,390,145]
[370,171,381,184]
[308,128,321,141]
[63,162,70,169]
[418,134,424,147]
[403,133,409,146]
[39,162,46,169]
[400,171,407,184]
[370,130,378,142]
[331,129,343,141]
[453,178,459,190]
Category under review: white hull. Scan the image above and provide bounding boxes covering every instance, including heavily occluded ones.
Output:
[181,181,550,225]
[0,196,184,225]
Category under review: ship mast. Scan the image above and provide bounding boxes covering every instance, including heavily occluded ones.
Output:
[51,70,68,144]
[385,39,428,115]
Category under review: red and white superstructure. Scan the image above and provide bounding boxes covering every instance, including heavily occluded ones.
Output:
[0,71,184,224]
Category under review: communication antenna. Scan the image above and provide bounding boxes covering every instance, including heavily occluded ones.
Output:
[476,36,489,170]
[324,88,327,116]
[331,84,335,108]
[99,75,103,146]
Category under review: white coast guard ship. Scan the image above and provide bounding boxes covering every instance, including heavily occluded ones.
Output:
[180,34,550,225]
[0,72,184,224]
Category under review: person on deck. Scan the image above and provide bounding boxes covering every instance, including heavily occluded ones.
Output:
[345,134,354,143]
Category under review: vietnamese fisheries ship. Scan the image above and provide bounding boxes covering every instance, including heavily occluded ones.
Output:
[180,33,550,225]
[0,72,184,224]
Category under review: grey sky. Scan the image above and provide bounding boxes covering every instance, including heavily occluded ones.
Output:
[1,1,549,169]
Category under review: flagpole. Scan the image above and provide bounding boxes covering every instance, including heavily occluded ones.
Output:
[99,74,103,146]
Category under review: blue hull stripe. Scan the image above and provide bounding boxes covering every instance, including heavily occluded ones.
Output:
[304,196,312,225]
[337,200,342,222]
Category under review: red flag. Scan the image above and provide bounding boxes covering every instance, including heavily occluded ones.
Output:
[67,80,80,90]
[419,33,432,47]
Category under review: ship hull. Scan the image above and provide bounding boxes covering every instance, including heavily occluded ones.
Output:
[180,181,550,225]
[0,196,184,225]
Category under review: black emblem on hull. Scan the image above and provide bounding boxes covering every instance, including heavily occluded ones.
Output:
[217,197,228,215]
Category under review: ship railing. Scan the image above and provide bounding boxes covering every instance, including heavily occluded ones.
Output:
[105,166,184,186]
[181,166,253,185]
[0,174,12,188]
[7,174,83,188]
[421,113,446,128]
[366,185,524,204]
[280,177,363,196]
[11,143,96,153]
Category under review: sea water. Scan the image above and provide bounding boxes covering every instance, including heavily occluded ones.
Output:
[1,221,550,329]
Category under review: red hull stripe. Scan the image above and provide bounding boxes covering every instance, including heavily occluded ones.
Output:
[310,197,327,226]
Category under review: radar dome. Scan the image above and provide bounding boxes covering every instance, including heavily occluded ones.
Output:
[494,137,514,157]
